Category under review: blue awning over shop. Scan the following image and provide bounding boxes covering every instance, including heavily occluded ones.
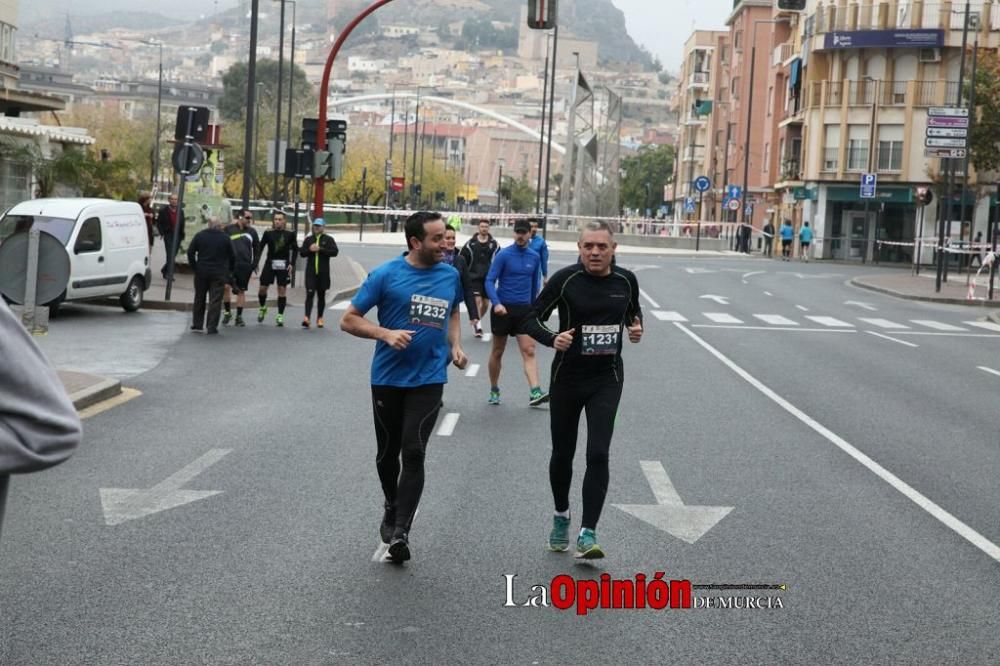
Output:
[789,58,802,88]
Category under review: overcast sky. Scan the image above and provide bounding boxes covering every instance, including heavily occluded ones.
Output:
[611,0,733,72]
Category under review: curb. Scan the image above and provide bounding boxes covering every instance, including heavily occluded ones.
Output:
[849,278,999,307]
[68,378,122,411]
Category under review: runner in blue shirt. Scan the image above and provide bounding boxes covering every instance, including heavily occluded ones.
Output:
[780,220,795,261]
[341,211,469,564]
[798,221,814,262]
[528,218,549,291]
[484,218,548,407]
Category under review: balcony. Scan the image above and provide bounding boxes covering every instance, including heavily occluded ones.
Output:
[780,157,803,182]
[773,42,794,66]
[807,80,953,109]
[810,1,1000,35]
[688,71,710,88]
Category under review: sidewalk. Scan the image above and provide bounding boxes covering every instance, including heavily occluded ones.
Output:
[851,268,1000,319]
[145,239,367,312]
[58,370,121,410]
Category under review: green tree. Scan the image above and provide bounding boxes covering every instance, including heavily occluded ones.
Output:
[620,144,674,211]
[219,60,313,123]
[966,48,1000,175]
[501,174,536,213]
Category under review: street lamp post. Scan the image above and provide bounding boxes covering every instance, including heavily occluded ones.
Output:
[541,24,560,238]
[242,0,261,211]
[740,18,789,254]
[272,0,288,209]
[863,76,880,264]
[253,82,265,202]
[285,0,297,205]
[497,158,505,215]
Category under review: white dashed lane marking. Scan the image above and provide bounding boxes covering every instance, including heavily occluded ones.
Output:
[704,313,743,324]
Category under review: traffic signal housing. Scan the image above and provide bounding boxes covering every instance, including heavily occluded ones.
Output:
[776,0,807,11]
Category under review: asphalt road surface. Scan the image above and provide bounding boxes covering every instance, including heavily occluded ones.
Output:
[2,247,998,665]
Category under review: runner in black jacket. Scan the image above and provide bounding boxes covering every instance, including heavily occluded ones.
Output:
[443,226,479,334]
[459,219,499,336]
[523,220,643,560]
[255,211,298,326]
[299,218,339,329]
[222,210,260,327]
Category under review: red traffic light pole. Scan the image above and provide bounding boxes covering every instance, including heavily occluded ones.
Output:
[313,0,396,218]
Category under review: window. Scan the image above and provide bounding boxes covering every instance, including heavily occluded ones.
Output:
[823,125,840,171]
[877,125,904,172]
[74,218,102,254]
[734,31,743,51]
[767,86,774,116]
[847,125,869,172]
[720,45,729,64]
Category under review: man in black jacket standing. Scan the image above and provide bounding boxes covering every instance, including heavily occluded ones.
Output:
[299,218,339,329]
[459,219,499,337]
[187,217,236,334]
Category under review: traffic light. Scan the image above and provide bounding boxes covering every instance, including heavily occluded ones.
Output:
[174,106,211,142]
[302,118,348,151]
[776,0,807,11]
[314,150,332,179]
[527,0,558,30]
[916,186,934,206]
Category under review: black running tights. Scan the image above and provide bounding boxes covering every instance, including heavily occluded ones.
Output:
[371,384,444,531]
[305,289,326,319]
[549,376,623,530]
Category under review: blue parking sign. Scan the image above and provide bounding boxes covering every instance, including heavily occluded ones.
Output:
[684,197,696,214]
[860,172,877,199]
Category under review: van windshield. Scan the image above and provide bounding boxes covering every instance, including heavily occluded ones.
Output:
[0,215,76,245]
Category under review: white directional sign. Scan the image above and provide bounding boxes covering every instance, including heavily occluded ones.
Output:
[613,461,733,544]
[100,449,231,526]
[926,127,968,138]
[926,137,968,148]
[928,107,969,117]
[925,147,967,159]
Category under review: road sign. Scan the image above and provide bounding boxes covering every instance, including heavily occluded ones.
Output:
[928,116,970,128]
[694,176,711,193]
[527,0,558,30]
[391,176,405,192]
[926,127,968,138]
[925,137,968,148]
[727,198,741,211]
[745,205,753,216]
[726,185,742,200]
[928,107,969,117]
[684,197,696,214]
[860,172,877,199]
[925,147,968,159]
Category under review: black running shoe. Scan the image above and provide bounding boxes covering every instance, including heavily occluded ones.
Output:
[380,504,396,545]
[387,532,410,563]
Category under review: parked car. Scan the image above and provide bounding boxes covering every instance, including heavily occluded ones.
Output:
[0,198,151,312]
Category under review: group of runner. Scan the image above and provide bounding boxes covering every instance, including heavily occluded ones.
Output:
[341,212,643,564]
[187,210,339,333]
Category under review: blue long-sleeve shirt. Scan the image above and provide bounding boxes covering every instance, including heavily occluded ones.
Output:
[529,235,549,278]
[485,243,541,307]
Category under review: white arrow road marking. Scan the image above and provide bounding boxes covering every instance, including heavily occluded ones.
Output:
[652,311,688,322]
[844,301,878,311]
[978,366,1000,378]
[100,449,231,526]
[866,331,919,348]
[613,461,733,545]
[639,288,660,309]
[465,363,480,377]
[742,271,765,281]
[436,413,460,437]
[675,322,1000,564]
[699,294,730,305]
[859,318,909,330]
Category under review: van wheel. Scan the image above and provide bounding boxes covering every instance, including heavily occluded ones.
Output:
[120,276,144,312]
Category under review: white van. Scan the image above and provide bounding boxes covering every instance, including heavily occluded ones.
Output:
[0,198,151,312]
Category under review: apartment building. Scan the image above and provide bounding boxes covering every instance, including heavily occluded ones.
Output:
[671,30,730,221]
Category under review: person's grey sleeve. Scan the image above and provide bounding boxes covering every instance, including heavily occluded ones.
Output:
[0,302,82,474]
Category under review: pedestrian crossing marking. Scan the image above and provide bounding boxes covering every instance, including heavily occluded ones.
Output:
[652,311,688,322]
[805,316,853,328]
[859,318,910,330]
[754,315,798,326]
[704,313,743,324]
[910,320,967,332]
[966,321,1000,333]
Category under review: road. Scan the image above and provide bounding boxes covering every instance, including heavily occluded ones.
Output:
[1,246,998,665]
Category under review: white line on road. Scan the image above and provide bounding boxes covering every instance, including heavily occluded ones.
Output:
[371,542,390,562]
[795,305,809,312]
[331,301,350,311]
[978,366,1000,378]
[652,311,688,322]
[764,291,773,297]
[674,322,1000,564]
[703,313,743,324]
[754,314,798,326]
[805,316,853,328]
[966,321,1000,332]
[894,332,1000,338]
[692,325,856,333]
[742,271,765,281]
[481,333,493,342]
[910,320,967,332]
[865,331,919,348]
[859,318,909,330]
[639,288,660,309]
[459,303,467,313]
[465,363,480,377]
[436,412,460,437]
